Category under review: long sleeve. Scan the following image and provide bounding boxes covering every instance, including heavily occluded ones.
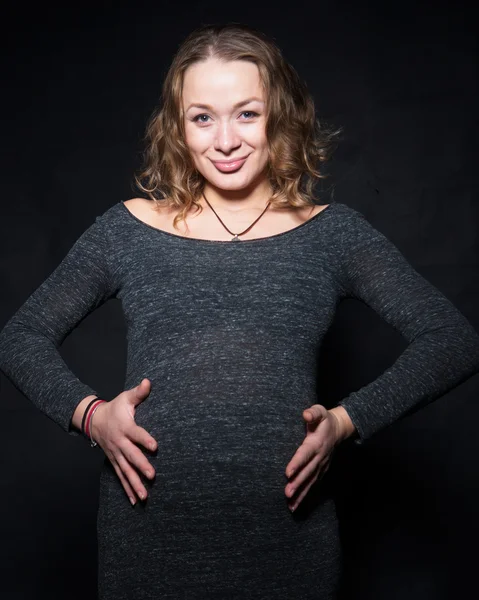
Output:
[0,213,117,435]
[336,206,479,443]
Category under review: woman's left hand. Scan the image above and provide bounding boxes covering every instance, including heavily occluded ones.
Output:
[284,404,345,512]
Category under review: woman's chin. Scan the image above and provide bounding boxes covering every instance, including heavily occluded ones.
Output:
[206,174,254,191]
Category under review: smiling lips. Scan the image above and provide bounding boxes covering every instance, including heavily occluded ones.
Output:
[211,156,248,172]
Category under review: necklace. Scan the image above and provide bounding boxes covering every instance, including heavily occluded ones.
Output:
[202,191,271,241]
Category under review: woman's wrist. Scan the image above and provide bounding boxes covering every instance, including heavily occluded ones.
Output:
[71,394,100,432]
[84,399,106,437]
[90,401,108,443]
[70,395,108,447]
[87,400,107,447]
[328,406,356,443]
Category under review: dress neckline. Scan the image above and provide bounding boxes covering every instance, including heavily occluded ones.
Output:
[119,201,336,245]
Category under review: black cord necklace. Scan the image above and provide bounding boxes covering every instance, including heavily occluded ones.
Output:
[202,191,271,241]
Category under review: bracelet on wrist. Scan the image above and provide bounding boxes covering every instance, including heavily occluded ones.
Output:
[81,397,100,436]
[88,401,106,448]
[85,399,106,437]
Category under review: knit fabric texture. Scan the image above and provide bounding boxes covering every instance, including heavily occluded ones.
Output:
[1,200,479,599]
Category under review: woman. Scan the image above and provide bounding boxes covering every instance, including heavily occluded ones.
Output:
[1,23,479,600]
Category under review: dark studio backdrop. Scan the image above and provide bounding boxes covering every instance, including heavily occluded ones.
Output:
[1,1,478,599]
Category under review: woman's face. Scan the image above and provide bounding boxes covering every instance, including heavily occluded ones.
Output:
[182,57,269,194]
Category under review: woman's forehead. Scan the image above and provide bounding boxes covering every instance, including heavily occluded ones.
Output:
[182,59,264,105]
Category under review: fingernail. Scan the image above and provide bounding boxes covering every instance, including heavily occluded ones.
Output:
[289,505,295,513]
[138,491,145,500]
[129,497,136,506]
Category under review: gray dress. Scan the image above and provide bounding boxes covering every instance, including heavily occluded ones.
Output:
[1,200,479,599]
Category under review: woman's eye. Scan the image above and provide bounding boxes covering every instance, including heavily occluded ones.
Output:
[192,111,259,124]
[240,111,259,119]
[192,114,210,123]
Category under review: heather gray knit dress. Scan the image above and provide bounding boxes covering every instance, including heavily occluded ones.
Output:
[1,200,479,600]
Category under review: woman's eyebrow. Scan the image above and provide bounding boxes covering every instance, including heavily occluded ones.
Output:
[185,97,264,112]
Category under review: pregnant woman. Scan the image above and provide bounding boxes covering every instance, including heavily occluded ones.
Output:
[1,22,479,600]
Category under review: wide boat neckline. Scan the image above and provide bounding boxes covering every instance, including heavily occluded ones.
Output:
[119,201,336,245]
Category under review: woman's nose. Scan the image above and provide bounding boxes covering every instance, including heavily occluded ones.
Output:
[214,121,241,153]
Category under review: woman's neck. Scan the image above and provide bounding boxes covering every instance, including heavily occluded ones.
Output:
[200,182,274,215]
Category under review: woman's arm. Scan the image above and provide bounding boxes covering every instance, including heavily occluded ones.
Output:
[0,212,117,436]
[336,205,479,443]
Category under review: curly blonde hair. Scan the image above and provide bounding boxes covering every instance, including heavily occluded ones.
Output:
[135,23,342,230]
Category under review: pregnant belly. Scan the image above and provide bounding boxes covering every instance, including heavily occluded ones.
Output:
[98,378,338,593]
[132,386,310,510]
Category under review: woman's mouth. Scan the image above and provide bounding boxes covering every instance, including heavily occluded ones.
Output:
[211,156,248,173]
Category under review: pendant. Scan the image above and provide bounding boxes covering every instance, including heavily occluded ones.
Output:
[231,234,241,242]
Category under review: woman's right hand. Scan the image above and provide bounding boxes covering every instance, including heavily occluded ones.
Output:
[91,378,157,505]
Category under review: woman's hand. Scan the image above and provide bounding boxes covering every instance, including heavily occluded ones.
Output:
[284,404,349,512]
[91,378,158,506]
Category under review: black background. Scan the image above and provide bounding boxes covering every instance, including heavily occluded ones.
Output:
[1,1,478,599]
